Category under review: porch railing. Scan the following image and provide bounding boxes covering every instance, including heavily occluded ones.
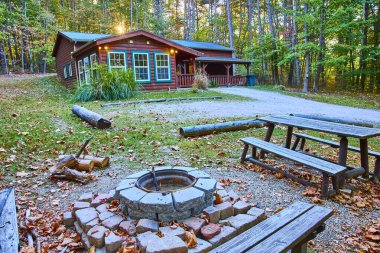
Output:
[177,74,247,88]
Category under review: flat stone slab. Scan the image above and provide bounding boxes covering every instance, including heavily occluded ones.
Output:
[87,225,108,248]
[158,210,191,222]
[119,220,137,236]
[194,178,217,199]
[202,206,220,224]
[188,238,212,253]
[159,226,186,240]
[115,179,137,197]
[188,170,211,179]
[136,219,159,233]
[83,218,99,233]
[215,202,234,220]
[75,207,98,226]
[201,223,221,239]
[139,192,175,213]
[105,231,124,253]
[78,192,93,202]
[183,217,206,235]
[102,215,124,230]
[233,201,251,215]
[128,208,157,220]
[99,211,115,221]
[221,214,261,233]
[73,201,91,212]
[247,207,266,221]
[119,187,147,209]
[146,235,188,253]
[96,203,110,213]
[81,233,92,250]
[172,187,205,211]
[63,212,74,227]
[74,221,83,234]
[136,231,160,253]
[172,166,198,172]
[207,226,237,247]
[154,166,173,171]
[126,170,151,179]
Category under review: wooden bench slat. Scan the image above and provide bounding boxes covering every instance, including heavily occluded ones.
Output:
[210,202,314,253]
[246,205,333,253]
[0,187,19,253]
[241,137,346,175]
[293,133,380,157]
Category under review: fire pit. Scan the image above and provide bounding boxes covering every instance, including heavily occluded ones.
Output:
[116,166,216,221]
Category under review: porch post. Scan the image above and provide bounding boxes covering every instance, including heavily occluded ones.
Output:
[225,63,231,85]
[246,63,250,75]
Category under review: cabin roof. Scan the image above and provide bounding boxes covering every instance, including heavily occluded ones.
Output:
[59,31,111,42]
[171,40,234,52]
[195,56,251,64]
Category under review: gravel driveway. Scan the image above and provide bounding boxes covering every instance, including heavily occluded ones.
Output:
[138,87,380,123]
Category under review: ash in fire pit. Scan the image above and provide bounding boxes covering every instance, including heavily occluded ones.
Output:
[116,166,216,221]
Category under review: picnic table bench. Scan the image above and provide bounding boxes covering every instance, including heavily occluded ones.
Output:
[211,202,333,253]
[0,187,18,253]
[292,132,380,182]
[241,137,346,197]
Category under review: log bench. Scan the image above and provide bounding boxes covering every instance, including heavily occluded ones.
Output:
[240,137,346,197]
[210,202,333,253]
[292,132,380,183]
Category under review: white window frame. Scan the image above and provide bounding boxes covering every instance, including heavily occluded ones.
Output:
[63,64,67,79]
[83,57,90,84]
[90,53,98,78]
[154,53,171,82]
[132,52,150,83]
[68,63,73,77]
[77,60,84,83]
[107,51,127,70]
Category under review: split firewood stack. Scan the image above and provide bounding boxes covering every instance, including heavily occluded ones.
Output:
[49,136,110,184]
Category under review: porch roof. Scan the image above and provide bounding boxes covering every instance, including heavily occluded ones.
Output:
[195,56,251,64]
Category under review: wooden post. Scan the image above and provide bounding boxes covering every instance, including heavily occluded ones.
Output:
[224,63,231,85]
[338,137,348,187]
[246,63,250,75]
[260,123,275,158]
[285,126,294,149]
[359,138,369,178]
[241,144,249,163]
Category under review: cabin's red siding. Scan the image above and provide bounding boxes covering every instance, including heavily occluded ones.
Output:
[197,49,233,58]
[75,35,178,91]
[55,36,77,84]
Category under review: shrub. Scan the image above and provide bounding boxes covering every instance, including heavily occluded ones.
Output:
[209,80,219,88]
[74,63,139,102]
[192,70,209,90]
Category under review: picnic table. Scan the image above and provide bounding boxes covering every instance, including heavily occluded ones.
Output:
[259,115,380,181]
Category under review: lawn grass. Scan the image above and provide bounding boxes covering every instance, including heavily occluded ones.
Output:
[252,85,380,110]
[0,76,379,177]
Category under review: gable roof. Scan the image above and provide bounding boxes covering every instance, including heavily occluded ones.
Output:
[171,40,234,52]
[60,31,111,42]
[72,30,203,57]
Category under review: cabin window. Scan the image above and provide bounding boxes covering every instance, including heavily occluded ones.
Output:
[83,57,90,83]
[155,53,171,81]
[63,65,67,79]
[78,60,84,83]
[132,52,150,83]
[108,51,127,70]
[64,63,72,79]
[68,63,73,77]
[90,53,98,78]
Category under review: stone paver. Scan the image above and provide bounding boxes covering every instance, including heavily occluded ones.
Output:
[215,202,234,220]
[139,192,175,213]
[188,170,211,179]
[201,223,221,239]
[119,187,147,209]
[102,215,124,230]
[154,165,173,171]
[99,211,115,221]
[202,206,220,224]
[75,207,98,226]
[63,211,75,227]
[158,210,192,222]
[81,233,92,250]
[233,201,251,215]
[136,231,160,253]
[73,201,91,212]
[115,179,137,197]
[146,236,188,253]
[105,231,124,253]
[126,170,150,179]
[216,189,228,198]
[183,217,206,235]
[119,220,137,236]
[78,192,93,202]
[221,214,261,233]
[83,218,99,233]
[247,207,266,221]
[172,187,205,211]
[128,208,157,220]
[215,182,224,190]
[159,226,186,240]
[136,219,159,233]
[172,166,198,172]
[91,193,111,207]
[87,225,108,248]
[96,203,110,213]
[74,221,83,234]
[194,178,217,199]
[207,226,237,246]
[188,238,212,253]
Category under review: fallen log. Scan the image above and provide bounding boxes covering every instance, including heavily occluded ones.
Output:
[101,96,223,107]
[290,114,374,128]
[72,105,111,129]
[180,119,266,138]
[50,167,94,184]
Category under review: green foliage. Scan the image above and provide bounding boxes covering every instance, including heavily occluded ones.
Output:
[209,80,219,88]
[74,64,139,102]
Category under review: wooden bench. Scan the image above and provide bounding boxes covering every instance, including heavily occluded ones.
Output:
[210,202,333,253]
[240,137,346,197]
[292,133,380,183]
[0,187,18,253]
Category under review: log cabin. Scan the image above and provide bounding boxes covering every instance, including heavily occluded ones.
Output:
[52,29,251,91]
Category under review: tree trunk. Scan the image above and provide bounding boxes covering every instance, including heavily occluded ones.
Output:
[302,3,310,93]
[248,0,253,43]
[292,0,301,86]
[226,0,234,49]
[257,0,266,78]
[313,0,326,91]
[359,0,369,92]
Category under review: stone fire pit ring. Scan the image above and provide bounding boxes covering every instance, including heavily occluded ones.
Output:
[116,166,217,221]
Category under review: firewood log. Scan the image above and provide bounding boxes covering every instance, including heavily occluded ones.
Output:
[50,167,93,184]
[59,155,110,168]
[76,159,95,172]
